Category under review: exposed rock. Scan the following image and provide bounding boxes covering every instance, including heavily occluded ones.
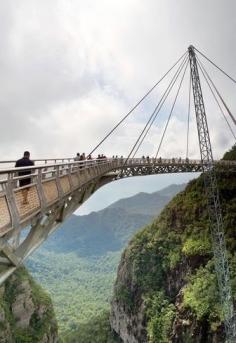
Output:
[0,266,58,343]
[0,306,5,322]
[111,299,147,343]
[12,280,35,328]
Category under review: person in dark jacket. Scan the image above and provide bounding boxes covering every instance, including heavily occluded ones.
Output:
[15,151,34,205]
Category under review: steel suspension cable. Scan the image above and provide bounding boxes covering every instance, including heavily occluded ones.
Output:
[197,60,236,126]
[196,54,236,127]
[88,51,187,157]
[196,57,236,141]
[122,56,189,167]
[186,70,192,158]
[132,55,189,158]
[155,60,189,159]
[194,46,236,84]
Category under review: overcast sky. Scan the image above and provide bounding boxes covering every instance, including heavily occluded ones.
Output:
[0,0,235,213]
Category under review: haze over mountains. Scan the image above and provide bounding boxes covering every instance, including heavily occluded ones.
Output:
[108,184,185,216]
[37,183,186,256]
[27,183,186,334]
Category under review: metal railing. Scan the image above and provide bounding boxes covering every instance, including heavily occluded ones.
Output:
[0,157,235,181]
[0,157,75,168]
[0,157,235,237]
[0,158,122,236]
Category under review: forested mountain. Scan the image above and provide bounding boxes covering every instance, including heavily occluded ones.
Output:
[39,209,151,256]
[110,146,236,342]
[108,184,184,216]
[27,183,185,336]
[33,183,185,256]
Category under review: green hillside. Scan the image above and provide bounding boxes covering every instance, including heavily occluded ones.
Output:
[110,146,236,342]
[27,249,121,334]
[40,209,152,256]
[62,311,120,343]
[27,184,184,337]
[108,184,185,216]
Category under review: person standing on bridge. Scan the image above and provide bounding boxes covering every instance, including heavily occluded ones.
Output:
[74,153,80,161]
[15,151,34,205]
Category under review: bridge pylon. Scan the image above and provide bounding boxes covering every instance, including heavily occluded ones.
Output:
[189,45,236,342]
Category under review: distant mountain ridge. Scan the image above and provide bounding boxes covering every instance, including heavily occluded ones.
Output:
[108,184,185,216]
[27,182,187,335]
[41,183,186,256]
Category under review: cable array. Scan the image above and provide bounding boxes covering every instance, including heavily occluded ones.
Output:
[123,55,189,165]
[155,60,189,159]
[195,46,236,84]
[196,57,236,141]
[88,51,187,157]
[131,56,189,159]
[89,45,235,165]
[186,68,192,158]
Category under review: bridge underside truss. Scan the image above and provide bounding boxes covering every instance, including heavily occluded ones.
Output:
[0,158,235,285]
[119,163,203,177]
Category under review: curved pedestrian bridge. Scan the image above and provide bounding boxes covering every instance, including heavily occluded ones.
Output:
[0,157,235,284]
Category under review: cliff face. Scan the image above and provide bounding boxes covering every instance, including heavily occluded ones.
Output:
[0,267,58,343]
[110,147,236,343]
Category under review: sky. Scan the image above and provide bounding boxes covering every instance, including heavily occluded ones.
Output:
[77,173,199,215]
[0,0,235,213]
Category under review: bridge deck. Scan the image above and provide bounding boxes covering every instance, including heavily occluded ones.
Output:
[0,157,235,285]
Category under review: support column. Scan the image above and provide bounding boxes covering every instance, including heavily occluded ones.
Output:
[189,45,236,341]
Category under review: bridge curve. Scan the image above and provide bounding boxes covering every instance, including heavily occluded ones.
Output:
[0,157,235,284]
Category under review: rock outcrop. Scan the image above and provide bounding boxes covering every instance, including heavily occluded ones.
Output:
[0,267,58,343]
[110,146,236,342]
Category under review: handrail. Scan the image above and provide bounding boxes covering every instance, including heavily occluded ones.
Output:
[0,158,115,174]
[0,158,235,175]
[0,158,75,164]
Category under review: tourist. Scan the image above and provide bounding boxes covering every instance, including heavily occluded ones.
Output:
[15,151,34,205]
[87,154,92,165]
[74,153,80,161]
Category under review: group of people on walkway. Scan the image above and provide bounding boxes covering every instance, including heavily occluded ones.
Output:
[14,150,192,206]
[141,156,190,164]
[74,153,107,161]
[74,152,86,161]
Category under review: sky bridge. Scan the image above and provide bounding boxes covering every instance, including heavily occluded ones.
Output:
[0,157,235,285]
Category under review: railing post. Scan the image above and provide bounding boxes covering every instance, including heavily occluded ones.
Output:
[36,168,47,212]
[4,173,20,247]
[55,165,63,198]
[5,173,20,228]
[67,164,74,190]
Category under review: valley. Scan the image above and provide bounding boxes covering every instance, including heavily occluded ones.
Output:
[26,184,185,336]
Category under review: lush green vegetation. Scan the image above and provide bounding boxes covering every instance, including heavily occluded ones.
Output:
[222,144,236,160]
[183,261,220,322]
[27,250,121,335]
[26,184,184,339]
[145,292,175,343]
[62,311,120,343]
